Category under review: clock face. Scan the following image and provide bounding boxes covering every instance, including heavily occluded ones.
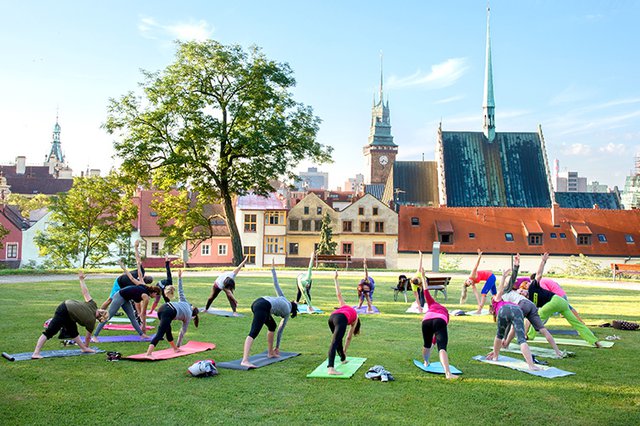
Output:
[379,155,389,166]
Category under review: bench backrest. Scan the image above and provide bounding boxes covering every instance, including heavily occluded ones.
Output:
[426,276,451,285]
[316,254,351,261]
[611,263,640,271]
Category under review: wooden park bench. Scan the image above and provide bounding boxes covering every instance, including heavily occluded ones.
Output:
[315,254,351,269]
[392,276,451,302]
[611,263,640,281]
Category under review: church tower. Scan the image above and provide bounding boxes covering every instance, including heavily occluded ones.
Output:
[363,54,398,185]
[482,5,496,143]
[44,115,67,175]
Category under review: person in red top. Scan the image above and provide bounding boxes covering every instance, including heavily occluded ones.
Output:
[460,249,497,314]
[327,270,361,375]
[420,267,458,379]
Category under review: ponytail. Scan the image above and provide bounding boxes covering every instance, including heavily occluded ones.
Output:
[460,284,468,304]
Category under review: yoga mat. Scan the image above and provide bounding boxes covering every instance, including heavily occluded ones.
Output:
[146,311,159,318]
[466,309,490,316]
[103,324,154,331]
[353,305,380,314]
[406,303,426,314]
[472,355,575,378]
[531,336,614,348]
[494,344,574,359]
[125,341,215,361]
[217,351,301,370]
[83,335,153,343]
[296,304,323,314]
[2,348,104,362]
[548,329,578,336]
[109,317,155,323]
[200,308,245,317]
[306,357,367,379]
[413,359,462,375]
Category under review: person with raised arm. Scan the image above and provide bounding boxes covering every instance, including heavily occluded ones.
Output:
[327,270,361,375]
[32,271,109,359]
[148,253,176,314]
[461,249,497,313]
[100,240,153,310]
[486,269,539,371]
[501,254,564,358]
[144,269,199,359]
[519,253,601,347]
[419,267,458,379]
[205,256,248,316]
[241,260,298,368]
[409,251,427,312]
[296,250,316,313]
[356,258,375,313]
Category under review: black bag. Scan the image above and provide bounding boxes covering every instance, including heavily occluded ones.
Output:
[612,320,639,331]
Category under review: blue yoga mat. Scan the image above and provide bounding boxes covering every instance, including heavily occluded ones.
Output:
[472,355,575,378]
[413,359,462,375]
[2,348,104,362]
[297,304,323,314]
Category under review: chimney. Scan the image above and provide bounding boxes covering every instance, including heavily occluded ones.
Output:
[551,202,561,226]
[16,156,26,174]
[593,203,599,209]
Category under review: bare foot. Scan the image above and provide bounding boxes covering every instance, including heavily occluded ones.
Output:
[90,336,99,343]
[141,334,150,339]
[144,353,154,359]
[232,312,239,317]
[327,367,343,375]
[31,353,43,359]
[81,347,96,354]
[423,361,430,367]
[240,361,257,369]
[528,364,541,371]
[173,348,182,353]
[595,341,602,348]
[267,352,280,359]
[340,359,349,365]
[446,374,459,380]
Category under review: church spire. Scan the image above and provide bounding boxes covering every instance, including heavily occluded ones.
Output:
[367,53,395,147]
[47,113,65,164]
[379,51,384,106]
[482,4,496,143]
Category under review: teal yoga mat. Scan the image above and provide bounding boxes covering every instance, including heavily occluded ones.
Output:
[472,355,575,378]
[413,359,462,375]
[297,304,323,314]
[531,336,614,348]
[307,357,367,379]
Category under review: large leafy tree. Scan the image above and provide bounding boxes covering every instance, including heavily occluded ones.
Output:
[34,173,137,268]
[7,194,50,219]
[104,40,332,265]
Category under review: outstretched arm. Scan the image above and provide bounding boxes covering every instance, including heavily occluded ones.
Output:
[78,271,92,302]
[535,252,549,282]
[271,259,284,297]
[334,270,346,307]
[363,257,369,282]
[307,251,315,275]
[134,240,144,280]
[415,250,423,275]
[232,256,249,276]
[118,259,144,285]
[470,249,483,279]
[420,267,436,307]
[495,269,512,301]
[505,254,520,293]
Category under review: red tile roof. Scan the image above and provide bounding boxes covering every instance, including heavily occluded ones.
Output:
[399,206,640,256]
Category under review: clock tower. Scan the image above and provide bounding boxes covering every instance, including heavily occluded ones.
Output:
[363,55,397,185]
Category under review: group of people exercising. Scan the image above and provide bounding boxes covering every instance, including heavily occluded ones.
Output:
[32,245,600,379]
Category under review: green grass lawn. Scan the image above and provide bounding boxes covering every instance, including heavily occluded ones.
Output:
[1,273,639,425]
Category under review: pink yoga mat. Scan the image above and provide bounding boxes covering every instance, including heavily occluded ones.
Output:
[125,341,216,361]
[103,324,154,331]
[146,311,159,318]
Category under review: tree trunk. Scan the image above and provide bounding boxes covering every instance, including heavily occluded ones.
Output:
[222,192,244,266]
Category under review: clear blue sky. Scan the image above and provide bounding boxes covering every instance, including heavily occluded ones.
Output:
[1,1,639,190]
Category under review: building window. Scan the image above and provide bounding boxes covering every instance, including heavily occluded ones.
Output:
[289,242,299,255]
[358,207,365,215]
[342,243,352,255]
[411,217,420,226]
[6,243,18,259]
[150,211,158,217]
[559,233,567,239]
[266,211,284,225]
[316,206,322,215]
[302,220,312,231]
[243,246,256,264]
[550,233,557,239]
[303,206,309,215]
[528,234,542,245]
[440,233,452,244]
[374,243,385,256]
[218,244,227,256]
[505,233,514,242]
[151,242,160,256]
[597,234,607,243]
[468,233,475,239]
[373,207,379,216]
[244,214,257,232]
[342,221,352,232]
[360,221,370,233]
[374,221,384,233]
[625,234,635,243]
[201,244,211,256]
[577,235,591,245]
[289,219,299,231]
[314,220,323,231]
[266,237,284,254]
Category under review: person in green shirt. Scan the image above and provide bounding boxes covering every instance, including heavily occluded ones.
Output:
[296,251,316,312]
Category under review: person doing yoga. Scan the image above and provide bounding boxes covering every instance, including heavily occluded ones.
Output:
[144,269,199,359]
[296,250,316,313]
[32,271,109,359]
[419,267,458,379]
[409,251,426,312]
[148,253,176,314]
[461,249,496,314]
[241,261,297,368]
[356,258,375,313]
[204,256,248,315]
[327,270,361,375]
[486,269,539,371]
[100,240,152,310]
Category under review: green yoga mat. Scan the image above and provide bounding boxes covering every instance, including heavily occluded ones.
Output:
[306,357,367,379]
[531,336,614,348]
[496,344,574,359]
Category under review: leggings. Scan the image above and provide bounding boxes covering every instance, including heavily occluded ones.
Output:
[206,286,237,312]
[296,277,312,305]
[43,302,79,339]
[151,303,177,346]
[481,274,497,295]
[497,304,526,344]
[527,295,598,345]
[248,298,276,339]
[327,313,348,368]
[421,318,448,351]
[93,292,145,337]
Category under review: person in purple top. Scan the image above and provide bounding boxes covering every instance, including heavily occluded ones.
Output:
[356,258,375,313]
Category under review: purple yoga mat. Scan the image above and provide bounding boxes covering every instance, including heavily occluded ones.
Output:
[82,335,153,343]
[352,305,380,314]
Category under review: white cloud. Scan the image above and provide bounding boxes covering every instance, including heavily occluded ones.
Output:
[434,95,465,104]
[138,16,214,41]
[599,143,626,154]
[563,143,592,156]
[387,58,469,90]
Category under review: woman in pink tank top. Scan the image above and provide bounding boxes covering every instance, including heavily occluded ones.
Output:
[327,271,361,375]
